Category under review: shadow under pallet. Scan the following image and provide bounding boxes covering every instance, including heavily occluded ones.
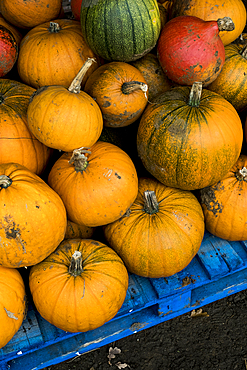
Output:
[1,231,247,370]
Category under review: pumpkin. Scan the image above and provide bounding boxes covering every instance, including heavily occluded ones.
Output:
[48,141,139,227]
[137,82,243,190]
[207,43,247,112]
[0,25,18,78]
[0,79,52,175]
[0,266,26,349]
[27,59,103,152]
[71,0,82,21]
[0,0,62,29]
[84,62,148,127]
[80,0,161,62]
[157,15,234,86]
[65,220,95,239]
[29,238,129,333]
[169,0,246,46]
[199,155,247,241]
[0,14,23,46]
[17,19,101,89]
[104,177,205,278]
[0,162,67,268]
[131,53,173,102]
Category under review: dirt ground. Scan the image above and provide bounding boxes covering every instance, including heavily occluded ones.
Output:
[43,289,247,370]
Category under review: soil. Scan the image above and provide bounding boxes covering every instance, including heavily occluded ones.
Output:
[43,289,247,370]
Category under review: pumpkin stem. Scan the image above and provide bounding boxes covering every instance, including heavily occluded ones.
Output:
[69,251,83,276]
[217,17,235,32]
[143,190,159,214]
[0,175,12,189]
[236,167,247,181]
[122,81,148,100]
[0,94,4,104]
[69,147,91,172]
[240,44,247,59]
[188,82,202,107]
[68,58,96,94]
[49,22,61,33]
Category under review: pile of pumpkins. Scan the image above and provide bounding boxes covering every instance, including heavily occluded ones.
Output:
[0,0,247,350]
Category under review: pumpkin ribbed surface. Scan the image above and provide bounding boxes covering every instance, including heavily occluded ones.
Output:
[104,177,205,278]
[17,19,100,89]
[0,163,67,268]
[0,79,52,175]
[207,43,247,112]
[29,238,129,333]
[137,84,243,190]
[80,0,161,62]
[0,266,26,349]
[199,155,247,241]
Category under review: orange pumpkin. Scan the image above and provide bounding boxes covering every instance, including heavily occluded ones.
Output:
[104,177,205,278]
[207,42,247,112]
[0,162,67,268]
[131,53,172,101]
[137,82,243,190]
[0,0,62,29]
[0,14,23,45]
[0,266,26,349]
[27,59,103,152]
[84,62,148,127]
[199,155,247,241]
[48,141,139,227]
[65,220,95,239]
[17,19,101,89]
[29,238,129,333]
[169,0,246,46]
[0,79,52,175]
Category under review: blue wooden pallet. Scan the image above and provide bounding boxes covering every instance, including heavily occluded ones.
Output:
[1,231,247,370]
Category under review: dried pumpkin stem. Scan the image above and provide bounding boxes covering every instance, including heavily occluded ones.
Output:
[236,167,247,181]
[69,251,83,276]
[49,22,61,33]
[69,147,91,172]
[122,81,148,99]
[0,175,12,189]
[188,82,202,107]
[143,190,159,214]
[68,58,96,94]
[240,44,247,59]
[217,17,235,32]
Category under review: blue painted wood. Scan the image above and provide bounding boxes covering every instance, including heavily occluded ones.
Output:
[1,232,247,370]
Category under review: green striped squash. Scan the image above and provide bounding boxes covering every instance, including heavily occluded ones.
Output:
[80,0,161,62]
[137,82,243,191]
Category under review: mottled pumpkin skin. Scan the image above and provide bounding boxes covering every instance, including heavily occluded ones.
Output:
[0,266,26,349]
[104,177,205,278]
[84,62,148,127]
[64,220,95,239]
[0,14,23,45]
[207,43,247,112]
[48,141,139,227]
[27,84,103,152]
[169,0,246,46]
[29,238,129,333]
[157,16,225,86]
[131,53,172,102]
[0,0,62,29]
[137,86,243,190]
[80,0,161,62]
[17,19,100,89]
[0,79,52,175]
[0,163,67,268]
[0,25,18,78]
[199,155,247,241]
